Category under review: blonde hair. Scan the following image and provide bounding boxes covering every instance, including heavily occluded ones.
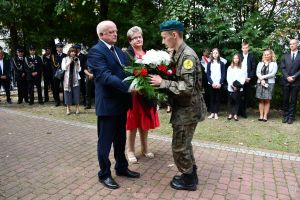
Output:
[262,49,276,62]
[127,26,143,41]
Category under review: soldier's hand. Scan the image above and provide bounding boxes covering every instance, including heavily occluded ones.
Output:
[32,72,38,77]
[0,75,6,80]
[149,74,162,86]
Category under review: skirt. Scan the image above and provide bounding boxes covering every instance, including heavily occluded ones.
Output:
[256,83,275,100]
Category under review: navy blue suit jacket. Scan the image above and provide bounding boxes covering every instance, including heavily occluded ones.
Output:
[206,61,226,85]
[281,52,300,86]
[87,41,131,116]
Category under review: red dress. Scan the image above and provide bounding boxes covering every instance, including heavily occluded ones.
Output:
[126,49,160,131]
[126,93,160,131]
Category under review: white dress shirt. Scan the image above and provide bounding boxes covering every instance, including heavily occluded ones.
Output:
[227,67,246,92]
[209,61,221,84]
[0,59,3,75]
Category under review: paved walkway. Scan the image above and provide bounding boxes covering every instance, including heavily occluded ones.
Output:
[0,109,299,200]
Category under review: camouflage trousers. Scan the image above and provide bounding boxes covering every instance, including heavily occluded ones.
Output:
[172,123,197,174]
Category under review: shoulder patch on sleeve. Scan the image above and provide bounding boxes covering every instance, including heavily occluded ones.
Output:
[183,59,193,69]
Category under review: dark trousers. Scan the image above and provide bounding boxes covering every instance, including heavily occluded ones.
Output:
[86,78,94,107]
[282,85,300,120]
[80,78,86,105]
[53,78,64,104]
[28,79,43,103]
[239,82,251,116]
[0,80,11,102]
[208,85,221,113]
[228,91,241,115]
[43,76,54,101]
[17,79,28,103]
[97,114,128,179]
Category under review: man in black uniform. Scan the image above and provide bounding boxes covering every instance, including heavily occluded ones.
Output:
[42,46,54,102]
[84,66,94,109]
[75,44,87,106]
[52,42,66,106]
[11,48,28,104]
[25,44,43,105]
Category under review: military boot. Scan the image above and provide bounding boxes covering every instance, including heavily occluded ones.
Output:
[173,165,198,184]
[170,173,197,191]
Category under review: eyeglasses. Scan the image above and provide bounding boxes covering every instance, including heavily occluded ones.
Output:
[131,36,142,41]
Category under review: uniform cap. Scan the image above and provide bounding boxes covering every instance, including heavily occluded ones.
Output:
[74,44,81,49]
[29,44,36,50]
[160,20,184,32]
[16,47,24,52]
[56,42,64,48]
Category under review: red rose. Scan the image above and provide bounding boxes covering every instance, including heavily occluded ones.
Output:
[171,66,176,74]
[140,68,148,77]
[158,64,167,73]
[133,69,139,75]
[167,70,172,75]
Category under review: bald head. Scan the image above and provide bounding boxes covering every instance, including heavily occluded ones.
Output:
[96,20,118,45]
[290,39,299,52]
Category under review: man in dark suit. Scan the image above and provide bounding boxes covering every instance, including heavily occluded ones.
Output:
[281,39,300,124]
[52,43,66,106]
[87,20,140,189]
[42,47,54,102]
[0,50,12,104]
[75,44,87,106]
[11,48,28,104]
[25,44,43,105]
[239,41,256,118]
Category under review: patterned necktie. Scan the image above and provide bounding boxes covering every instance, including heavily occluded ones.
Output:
[110,46,122,65]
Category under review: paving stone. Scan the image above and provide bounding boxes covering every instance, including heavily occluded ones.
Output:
[0,109,299,200]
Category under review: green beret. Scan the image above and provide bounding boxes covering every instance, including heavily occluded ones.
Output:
[160,20,184,32]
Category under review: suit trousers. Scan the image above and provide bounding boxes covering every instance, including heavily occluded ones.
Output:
[17,80,28,103]
[28,79,43,103]
[282,85,300,119]
[85,78,94,107]
[53,78,64,104]
[97,114,128,179]
[0,80,11,102]
[239,82,251,116]
[80,78,86,105]
[43,76,54,101]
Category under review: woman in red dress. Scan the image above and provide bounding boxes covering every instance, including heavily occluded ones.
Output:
[125,26,160,163]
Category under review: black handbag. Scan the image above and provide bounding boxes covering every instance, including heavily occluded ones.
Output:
[54,68,64,80]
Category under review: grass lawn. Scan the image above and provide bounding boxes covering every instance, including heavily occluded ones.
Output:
[1,94,299,155]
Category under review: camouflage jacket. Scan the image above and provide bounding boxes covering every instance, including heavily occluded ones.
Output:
[160,42,206,125]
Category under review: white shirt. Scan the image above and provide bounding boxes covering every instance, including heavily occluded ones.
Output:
[0,59,3,74]
[227,66,246,92]
[100,39,122,65]
[291,50,298,60]
[242,53,248,77]
[209,61,221,84]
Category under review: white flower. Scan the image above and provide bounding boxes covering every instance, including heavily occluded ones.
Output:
[135,49,171,66]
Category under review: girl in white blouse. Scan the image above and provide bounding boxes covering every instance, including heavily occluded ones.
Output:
[226,54,246,121]
[256,49,278,122]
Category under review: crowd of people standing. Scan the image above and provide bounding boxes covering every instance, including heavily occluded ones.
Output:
[0,43,95,113]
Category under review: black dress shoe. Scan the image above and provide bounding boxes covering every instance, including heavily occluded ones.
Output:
[39,102,44,105]
[7,100,12,104]
[84,106,91,109]
[116,169,140,178]
[99,176,119,189]
[29,102,34,105]
[55,102,60,107]
[282,118,288,123]
[287,118,293,124]
[44,99,49,103]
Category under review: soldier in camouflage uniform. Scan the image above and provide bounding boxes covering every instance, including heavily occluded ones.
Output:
[150,20,206,191]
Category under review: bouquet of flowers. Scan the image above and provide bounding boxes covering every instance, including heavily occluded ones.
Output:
[124,49,176,103]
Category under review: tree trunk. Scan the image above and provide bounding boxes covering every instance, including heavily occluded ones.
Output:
[9,24,18,57]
